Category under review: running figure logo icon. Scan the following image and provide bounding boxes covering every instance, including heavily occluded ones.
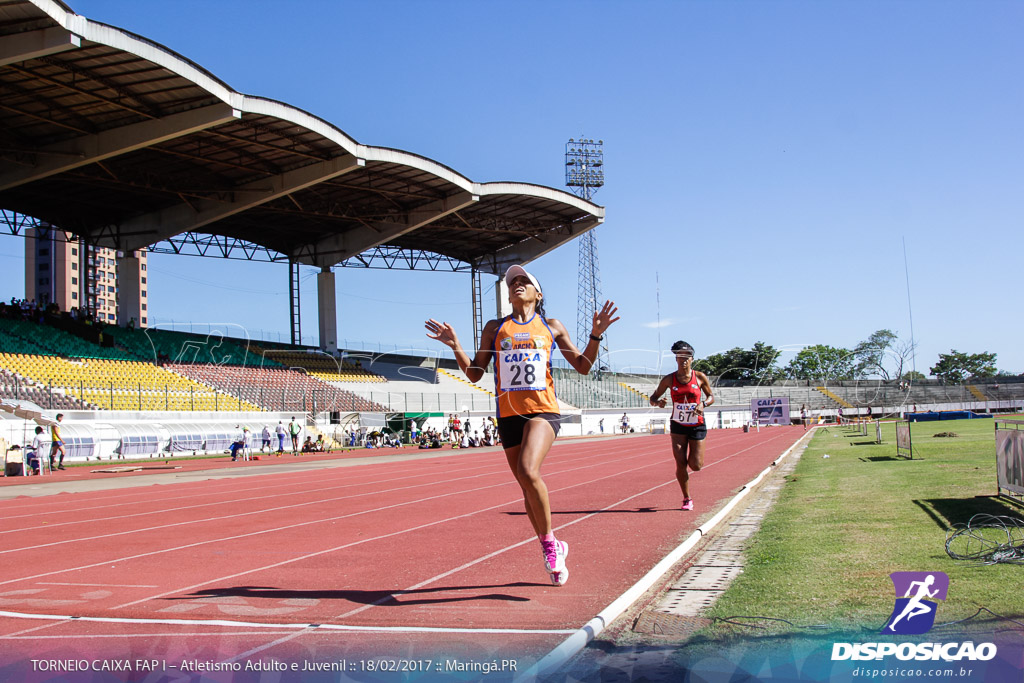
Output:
[883,571,949,635]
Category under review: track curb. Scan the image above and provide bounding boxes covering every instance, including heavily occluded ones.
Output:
[517,427,817,680]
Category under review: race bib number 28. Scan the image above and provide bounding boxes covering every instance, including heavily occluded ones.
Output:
[499,349,548,391]
[672,402,700,426]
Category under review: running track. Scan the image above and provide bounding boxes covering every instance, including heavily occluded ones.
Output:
[0,427,805,682]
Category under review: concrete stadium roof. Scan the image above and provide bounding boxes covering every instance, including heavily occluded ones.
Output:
[0,0,604,275]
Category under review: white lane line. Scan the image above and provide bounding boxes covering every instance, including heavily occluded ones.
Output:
[1,442,655,577]
[110,449,666,610]
[0,458,503,523]
[37,582,159,588]
[3,618,72,637]
[219,628,315,664]
[2,480,519,593]
[0,463,531,554]
[1,441,623,537]
[1,460,502,531]
[0,610,573,634]
[334,435,762,621]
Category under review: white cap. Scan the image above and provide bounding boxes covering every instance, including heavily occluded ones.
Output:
[504,265,541,294]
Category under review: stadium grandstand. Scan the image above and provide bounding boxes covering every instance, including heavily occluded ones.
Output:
[1,0,1021,465]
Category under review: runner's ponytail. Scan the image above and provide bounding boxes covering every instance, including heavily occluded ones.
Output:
[534,277,546,319]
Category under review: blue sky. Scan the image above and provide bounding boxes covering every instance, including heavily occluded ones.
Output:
[2,0,1022,375]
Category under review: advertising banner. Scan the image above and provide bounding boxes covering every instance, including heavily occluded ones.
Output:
[995,429,1024,495]
[751,397,790,425]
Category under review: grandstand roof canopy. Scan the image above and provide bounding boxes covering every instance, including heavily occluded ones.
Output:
[0,0,604,274]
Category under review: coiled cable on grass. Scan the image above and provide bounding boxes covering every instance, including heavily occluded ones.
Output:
[711,616,831,630]
[945,514,1024,565]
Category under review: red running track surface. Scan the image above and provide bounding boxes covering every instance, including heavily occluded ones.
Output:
[0,427,805,680]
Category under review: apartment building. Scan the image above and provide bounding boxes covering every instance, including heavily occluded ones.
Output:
[24,226,148,327]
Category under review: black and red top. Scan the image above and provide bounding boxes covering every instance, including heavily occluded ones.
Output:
[670,370,704,426]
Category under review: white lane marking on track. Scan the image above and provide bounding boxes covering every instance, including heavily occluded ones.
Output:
[0,458,503,522]
[0,462,547,553]
[110,451,670,611]
[37,582,159,588]
[0,445,521,514]
[0,460,503,531]
[0,610,575,634]
[1,438,648,557]
[0,445,657,597]
[3,619,71,637]
[5,430,786,623]
[0,439,623,529]
[219,628,314,664]
[332,431,789,620]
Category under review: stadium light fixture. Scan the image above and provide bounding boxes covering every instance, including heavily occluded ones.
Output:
[564,137,604,198]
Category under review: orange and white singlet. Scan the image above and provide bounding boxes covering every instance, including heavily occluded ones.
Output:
[492,313,559,418]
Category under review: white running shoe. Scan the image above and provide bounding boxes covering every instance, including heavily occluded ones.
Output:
[542,539,569,586]
[550,564,569,586]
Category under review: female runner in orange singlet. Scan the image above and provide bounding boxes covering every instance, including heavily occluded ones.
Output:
[426,264,618,586]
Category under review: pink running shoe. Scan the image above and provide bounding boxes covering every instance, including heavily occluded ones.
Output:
[541,539,569,586]
[681,498,694,511]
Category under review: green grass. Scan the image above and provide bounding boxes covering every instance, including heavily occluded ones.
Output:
[697,416,1024,643]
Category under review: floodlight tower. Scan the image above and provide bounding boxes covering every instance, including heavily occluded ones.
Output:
[565,138,607,373]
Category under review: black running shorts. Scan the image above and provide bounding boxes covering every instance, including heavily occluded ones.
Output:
[497,413,561,448]
[670,422,707,440]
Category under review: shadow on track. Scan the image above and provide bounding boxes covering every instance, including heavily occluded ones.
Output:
[174,582,545,607]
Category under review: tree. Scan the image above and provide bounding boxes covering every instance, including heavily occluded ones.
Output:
[693,341,781,384]
[853,329,917,381]
[853,329,897,379]
[929,350,997,384]
[902,370,926,382]
[785,344,855,381]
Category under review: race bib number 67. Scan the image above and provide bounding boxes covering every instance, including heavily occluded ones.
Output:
[672,402,700,426]
[499,349,548,391]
